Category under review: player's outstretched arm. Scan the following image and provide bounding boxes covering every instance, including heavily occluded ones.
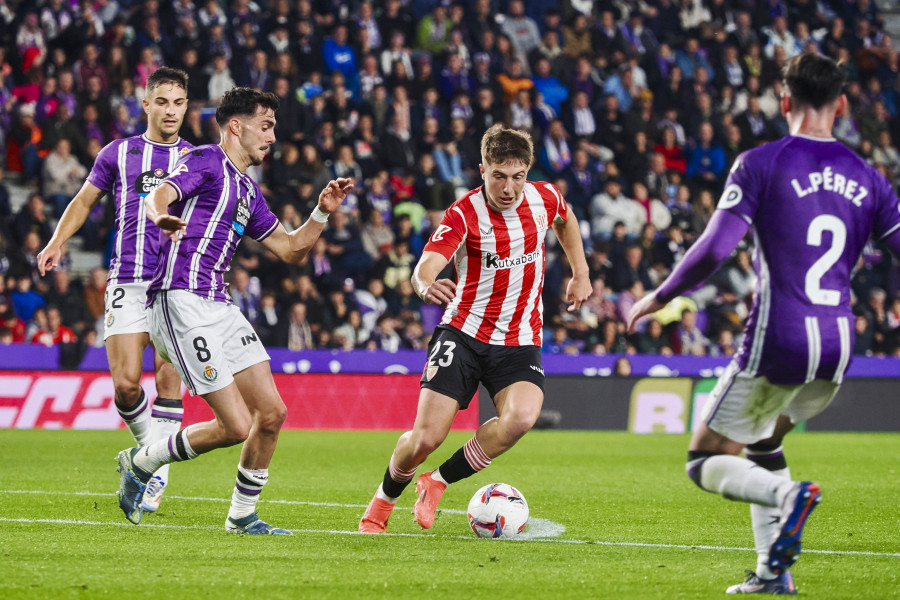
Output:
[37,181,105,276]
[412,251,455,305]
[627,209,749,333]
[262,178,353,264]
[145,182,187,241]
[552,212,592,312]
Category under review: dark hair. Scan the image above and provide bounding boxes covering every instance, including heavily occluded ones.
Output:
[480,123,534,167]
[783,53,845,110]
[215,87,280,125]
[146,67,189,93]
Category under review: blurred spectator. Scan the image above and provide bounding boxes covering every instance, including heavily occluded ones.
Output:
[672,309,711,356]
[287,301,314,350]
[230,267,261,324]
[636,318,673,355]
[30,305,77,346]
[591,180,639,240]
[11,276,45,322]
[42,139,87,217]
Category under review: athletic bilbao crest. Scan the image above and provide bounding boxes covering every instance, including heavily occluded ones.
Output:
[425,365,439,381]
[533,212,547,230]
[134,168,168,197]
[232,194,251,235]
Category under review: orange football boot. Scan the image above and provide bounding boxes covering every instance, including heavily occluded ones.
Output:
[359,493,395,533]
[413,472,447,529]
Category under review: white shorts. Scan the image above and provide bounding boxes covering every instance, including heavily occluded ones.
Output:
[701,362,840,444]
[148,290,270,396]
[104,282,152,340]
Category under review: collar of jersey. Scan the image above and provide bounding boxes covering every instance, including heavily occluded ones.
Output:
[141,133,183,147]
[216,144,247,174]
[792,133,837,142]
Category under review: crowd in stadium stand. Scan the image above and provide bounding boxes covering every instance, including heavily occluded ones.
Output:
[1,0,899,358]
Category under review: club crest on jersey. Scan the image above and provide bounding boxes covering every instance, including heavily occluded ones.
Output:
[203,365,218,381]
[533,213,547,229]
[134,169,168,197]
[425,365,439,381]
[179,147,191,156]
[105,312,115,327]
[232,194,251,235]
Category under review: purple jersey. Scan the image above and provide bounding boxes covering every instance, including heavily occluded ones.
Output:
[147,144,279,304]
[722,135,900,384]
[87,134,194,285]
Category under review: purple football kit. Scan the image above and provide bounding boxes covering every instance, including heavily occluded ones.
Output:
[146,144,279,395]
[659,135,900,386]
[87,134,194,286]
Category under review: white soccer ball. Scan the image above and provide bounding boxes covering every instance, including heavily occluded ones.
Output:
[467,483,529,539]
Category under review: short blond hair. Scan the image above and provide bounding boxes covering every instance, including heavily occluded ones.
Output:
[480,124,534,168]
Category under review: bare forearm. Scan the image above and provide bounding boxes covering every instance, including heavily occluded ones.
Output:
[144,183,177,225]
[48,198,92,246]
[284,219,327,264]
[556,214,589,276]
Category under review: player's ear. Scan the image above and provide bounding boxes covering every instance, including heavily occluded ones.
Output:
[142,98,150,114]
[835,94,847,118]
[780,94,791,117]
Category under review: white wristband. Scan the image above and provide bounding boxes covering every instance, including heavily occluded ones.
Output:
[310,206,331,223]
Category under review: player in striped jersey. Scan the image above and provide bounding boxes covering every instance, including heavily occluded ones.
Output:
[112,87,352,532]
[360,124,592,533]
[628,54,900,594]
[37,68,193,513]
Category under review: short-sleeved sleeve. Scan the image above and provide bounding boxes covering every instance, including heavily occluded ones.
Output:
[244,184,279,242]
[85,141,118,192]
[423,205,467,260]
[162,150,213,201]
[540,181,568,224]
[872,170,900,241]
[715,151,763,224]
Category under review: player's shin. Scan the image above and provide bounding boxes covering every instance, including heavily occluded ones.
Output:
[228,464,269,520]
[117,389,153,446]
[132,424,200,478]
[379,453,418,502]
[686,451,794,507]
[746,444,792,580]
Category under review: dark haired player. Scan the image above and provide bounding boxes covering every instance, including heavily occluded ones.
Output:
[359,124,592,534]
[113,87,353,532]
[38,68,193,513]
[629,53,900,594]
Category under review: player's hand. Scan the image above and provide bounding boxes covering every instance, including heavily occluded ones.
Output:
[565,273,593,312]
[36,243,62,276]
[627,292,665,333]
[420,278,456,305]
[154,214,188,242]
[317,178,354,214]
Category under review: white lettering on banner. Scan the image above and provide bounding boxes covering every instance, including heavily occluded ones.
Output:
[0,373,160,430]
[0,376,32,427]
[15,376,81,429]
[631,392,687,434]
[72,377,121,430]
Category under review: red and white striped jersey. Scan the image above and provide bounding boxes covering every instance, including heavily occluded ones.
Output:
[424,181,568,346]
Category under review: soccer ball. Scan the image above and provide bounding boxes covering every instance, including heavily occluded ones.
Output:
[467,483,529,539]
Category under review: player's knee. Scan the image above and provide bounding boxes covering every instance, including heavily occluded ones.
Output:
[256,400,287,434]
[685,450,722,490]
[113,379,143,406]
[220,418,252,446]
[409,432,442,462]
[499,409,539,443]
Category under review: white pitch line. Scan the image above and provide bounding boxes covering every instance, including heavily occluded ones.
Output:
[2,490,899,558]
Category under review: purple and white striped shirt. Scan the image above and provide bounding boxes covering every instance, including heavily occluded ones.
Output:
[87,134,194,286]
[148,144,279,304]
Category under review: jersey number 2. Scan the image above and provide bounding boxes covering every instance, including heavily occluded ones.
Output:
[805,215,846,306]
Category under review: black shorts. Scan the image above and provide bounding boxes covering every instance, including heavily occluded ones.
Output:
[420,325,544,409]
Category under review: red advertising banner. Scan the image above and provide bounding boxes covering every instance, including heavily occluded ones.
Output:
[0,371,479,431]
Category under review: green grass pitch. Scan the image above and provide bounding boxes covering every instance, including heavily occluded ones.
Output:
[0,430,897,599]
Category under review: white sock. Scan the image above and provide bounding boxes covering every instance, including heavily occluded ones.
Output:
[751,466,791,579]
[133,424,199,477]
[148,398,184,483]
[699,454,794,507]
[229,465,268,520]
[375,483,398,503]
[431,469,448,485]
[117,390,152,446]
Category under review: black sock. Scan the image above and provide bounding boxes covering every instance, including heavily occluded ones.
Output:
[381,467,413,499]
[436,447,477,484]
